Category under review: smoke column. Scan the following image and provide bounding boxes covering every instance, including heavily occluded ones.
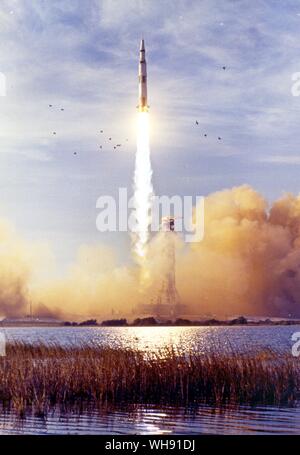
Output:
[132,112,153,263]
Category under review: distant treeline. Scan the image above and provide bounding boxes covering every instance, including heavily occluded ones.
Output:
[62,316,300,327]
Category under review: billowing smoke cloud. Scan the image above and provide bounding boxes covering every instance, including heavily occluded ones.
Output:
[32,245,139,320]
[177,185,300,317]
[1,184,300,319]
[0,218,52,317]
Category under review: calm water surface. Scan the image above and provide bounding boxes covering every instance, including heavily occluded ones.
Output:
[2,325,300,354]
[0,404,299,435]
[0,325,299,435]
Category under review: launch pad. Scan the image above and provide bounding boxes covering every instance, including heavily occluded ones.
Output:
[135,216,187,319]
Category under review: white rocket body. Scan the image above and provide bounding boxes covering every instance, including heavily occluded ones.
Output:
[138,39,148,112]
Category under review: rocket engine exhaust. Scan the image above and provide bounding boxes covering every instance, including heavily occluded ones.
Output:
[132,39,153,265]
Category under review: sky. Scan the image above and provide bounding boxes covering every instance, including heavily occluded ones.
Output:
[1,0,300,272]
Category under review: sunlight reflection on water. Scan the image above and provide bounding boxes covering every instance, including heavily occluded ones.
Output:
[0,326,300,434]
[1,325,299,354]
[0,404,300,435]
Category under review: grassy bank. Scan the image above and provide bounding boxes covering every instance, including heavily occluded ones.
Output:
[0,343,299,417]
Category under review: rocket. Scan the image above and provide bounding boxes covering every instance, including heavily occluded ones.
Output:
[138,39,148,112]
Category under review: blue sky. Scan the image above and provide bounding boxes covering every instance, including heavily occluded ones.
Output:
[1,0,300,271]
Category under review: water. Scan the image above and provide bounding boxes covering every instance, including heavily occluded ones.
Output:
[0,404,299,435]
[0,325,300,434]
[2,324,300,354]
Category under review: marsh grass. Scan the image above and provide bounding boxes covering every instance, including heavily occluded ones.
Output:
[0,343,299,417]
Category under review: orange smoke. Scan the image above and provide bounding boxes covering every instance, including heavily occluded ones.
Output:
[1,185,300,319]
[177,185,300,317]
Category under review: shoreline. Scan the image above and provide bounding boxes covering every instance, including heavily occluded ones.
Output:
[1,315,300,328]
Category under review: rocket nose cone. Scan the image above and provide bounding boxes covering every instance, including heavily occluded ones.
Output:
[140,39,145,51]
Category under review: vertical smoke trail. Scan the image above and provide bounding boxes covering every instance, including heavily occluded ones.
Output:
[132,111,153,262]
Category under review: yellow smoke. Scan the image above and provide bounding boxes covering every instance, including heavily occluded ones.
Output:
[177,185,300,317]
[0,218,53,317]
[1,185,300,319]
[32,245,139,320]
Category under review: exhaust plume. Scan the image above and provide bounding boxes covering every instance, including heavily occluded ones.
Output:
[132,112,153,264]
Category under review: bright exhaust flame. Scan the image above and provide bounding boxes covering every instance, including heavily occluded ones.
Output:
[132,111,153,263]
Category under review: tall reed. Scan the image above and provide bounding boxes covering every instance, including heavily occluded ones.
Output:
[0,343,298,417]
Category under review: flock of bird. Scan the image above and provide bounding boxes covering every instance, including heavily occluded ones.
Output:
[48,104,128,156]
[97,131,129,154]
[194,65,227,141]
[48,64,227,154]
[195,120,222,141]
